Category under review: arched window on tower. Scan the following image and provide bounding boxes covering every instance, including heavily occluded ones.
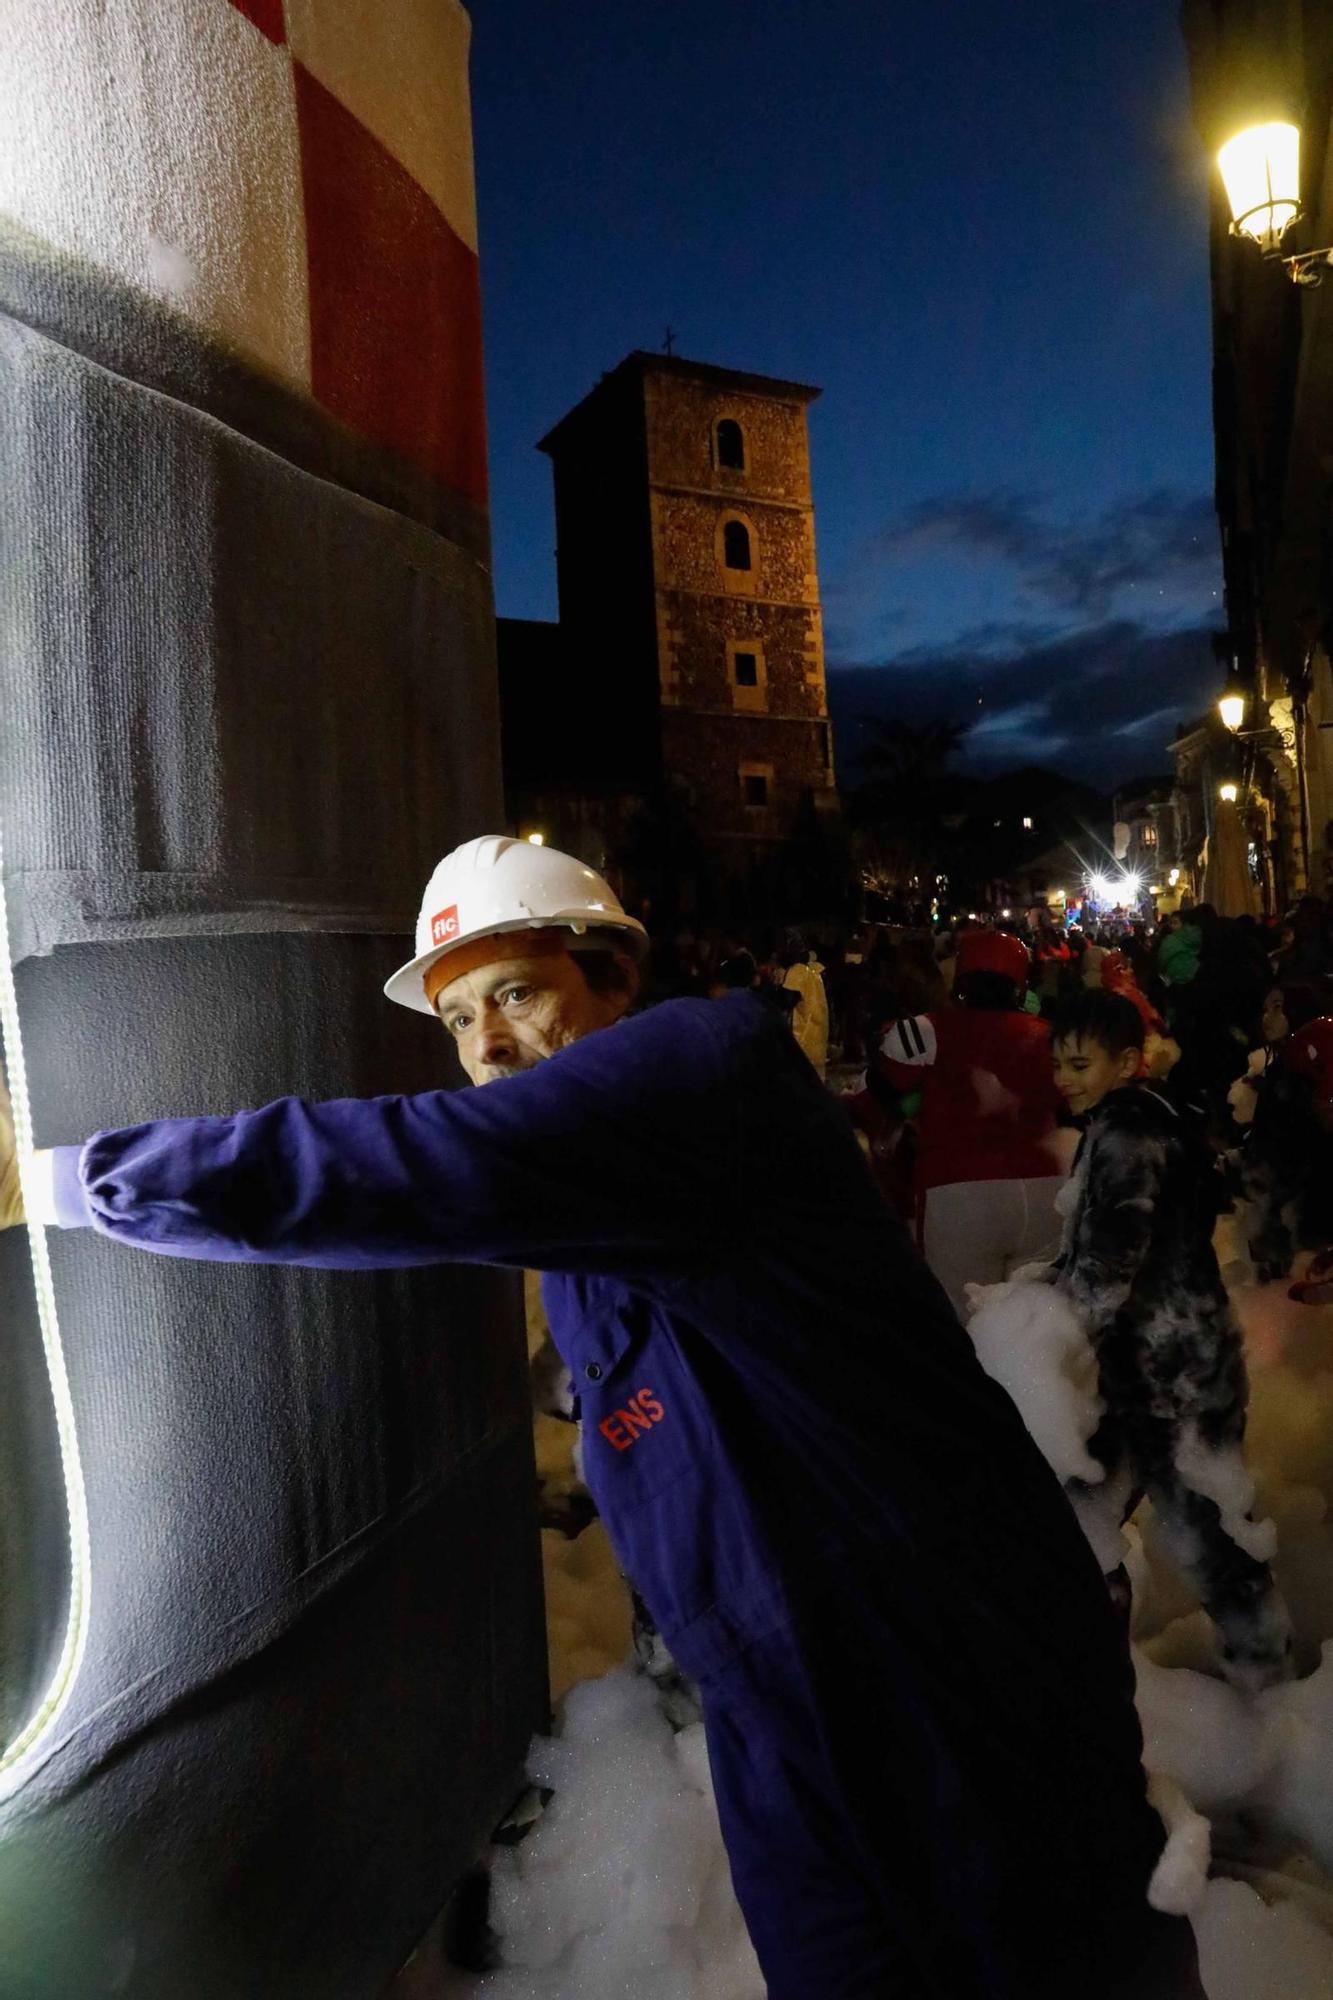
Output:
[715,418,745,470]
[723,519,752,571]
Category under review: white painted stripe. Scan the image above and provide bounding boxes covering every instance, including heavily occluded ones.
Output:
[285,0,481,254]
[0,0,312,393]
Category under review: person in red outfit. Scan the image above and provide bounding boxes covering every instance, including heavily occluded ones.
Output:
[878,930,1070,1313]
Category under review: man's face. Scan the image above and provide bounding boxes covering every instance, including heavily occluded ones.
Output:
[434,945,634,1084]
[1052,1034,1141,1118]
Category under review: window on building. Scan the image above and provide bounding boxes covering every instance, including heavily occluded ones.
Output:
[740,763,773,809]
[715,418,745,470]
[723,519,752,571]
[728,641,767,712]
[1142,824,1158,846]
[821,723,832,771]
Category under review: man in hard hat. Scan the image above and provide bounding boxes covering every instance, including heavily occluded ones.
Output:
[11,837,1201,1999]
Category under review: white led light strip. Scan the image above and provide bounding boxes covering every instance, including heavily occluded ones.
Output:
[0,831,92,1778]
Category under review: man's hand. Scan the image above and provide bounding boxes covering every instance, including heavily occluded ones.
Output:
[0,1066,59,1231]
[0,1063,24,1230]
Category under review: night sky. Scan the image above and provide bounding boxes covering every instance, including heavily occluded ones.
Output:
[470,0,1223,787]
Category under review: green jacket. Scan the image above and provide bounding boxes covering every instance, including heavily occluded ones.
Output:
[1158,925,1201,987]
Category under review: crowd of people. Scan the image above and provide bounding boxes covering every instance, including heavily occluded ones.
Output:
[648,889,1333,1697]
[650,895,1333,1268]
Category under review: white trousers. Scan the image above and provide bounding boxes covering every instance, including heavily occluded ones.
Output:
[921,1176,1066,1318]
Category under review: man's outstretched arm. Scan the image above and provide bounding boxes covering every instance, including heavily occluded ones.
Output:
[15,1003,738,1279]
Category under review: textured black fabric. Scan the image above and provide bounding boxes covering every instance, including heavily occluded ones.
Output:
[0,282,545,1993]
[0,310,500,964]
[0,1453,540,2000]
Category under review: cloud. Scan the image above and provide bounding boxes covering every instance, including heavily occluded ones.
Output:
[828,619,1218,787]
[870,489,1219,626]
[968,699,1056,742]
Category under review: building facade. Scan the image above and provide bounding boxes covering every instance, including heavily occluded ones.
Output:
[1182,0,1333,909]
[498,351,837,919]
[1112,774,1175,906]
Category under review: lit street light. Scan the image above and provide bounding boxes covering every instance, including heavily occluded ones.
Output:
[1219,782,1239,803]
[1218,121,1300,252]
[1218,691,1246,732]
[1217,118,1333,285]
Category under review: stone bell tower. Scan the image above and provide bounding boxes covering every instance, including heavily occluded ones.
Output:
[536,351,835,857]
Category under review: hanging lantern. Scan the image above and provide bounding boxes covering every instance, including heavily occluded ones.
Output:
[1218,122,1301,253]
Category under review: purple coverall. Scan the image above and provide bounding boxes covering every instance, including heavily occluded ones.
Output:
[51,992,1200,1999]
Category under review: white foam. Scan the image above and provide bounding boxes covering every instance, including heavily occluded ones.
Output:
[1192,1877,1333,2000]
[471,1670,762,2000]
[964,1276,1106,1487]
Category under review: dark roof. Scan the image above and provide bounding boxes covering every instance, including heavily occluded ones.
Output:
[539,350,820,453]
[1115,773,1174,804]
[1170,715,1213,754]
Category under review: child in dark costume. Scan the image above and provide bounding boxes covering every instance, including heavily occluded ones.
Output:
[1050,990,1292,1692]
[1230,1000,1333,1283]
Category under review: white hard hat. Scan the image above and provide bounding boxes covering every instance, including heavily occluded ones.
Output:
[384,835,649,1016]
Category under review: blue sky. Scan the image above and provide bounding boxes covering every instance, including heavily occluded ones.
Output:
[470,0,1223,782]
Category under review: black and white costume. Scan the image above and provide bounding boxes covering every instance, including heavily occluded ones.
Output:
[1055,1084,1291,1691]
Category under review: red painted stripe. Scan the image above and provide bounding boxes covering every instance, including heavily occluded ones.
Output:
[294,63,488,509]
[226,0,286,45]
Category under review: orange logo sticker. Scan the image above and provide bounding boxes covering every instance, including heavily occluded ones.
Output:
[430,905,460,946]
[599,1388,665,1453]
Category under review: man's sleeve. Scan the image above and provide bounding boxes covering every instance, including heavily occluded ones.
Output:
[878,1015,939,1091]
[1063,1116,1165,1331]
[48,1002,738,1277]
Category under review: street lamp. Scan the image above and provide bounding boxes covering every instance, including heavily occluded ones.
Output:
[1219,122,1300,251]
[1217,683,1284,743]
[1218,120,1333,284]
[1219,782,1239,803]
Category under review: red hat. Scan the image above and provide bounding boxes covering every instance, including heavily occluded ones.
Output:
[1100,952,1158,1021]
[1283,1018,1333,1109]
[956,930,1031,988]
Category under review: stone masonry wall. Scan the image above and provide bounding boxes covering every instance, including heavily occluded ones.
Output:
[641,362,832,844]
[644,373,812,506]
[652,490,817,608]
[661,709,831,842]
[656,593,823,718]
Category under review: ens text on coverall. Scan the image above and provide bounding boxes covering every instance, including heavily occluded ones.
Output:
[49,993,1201,1999]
